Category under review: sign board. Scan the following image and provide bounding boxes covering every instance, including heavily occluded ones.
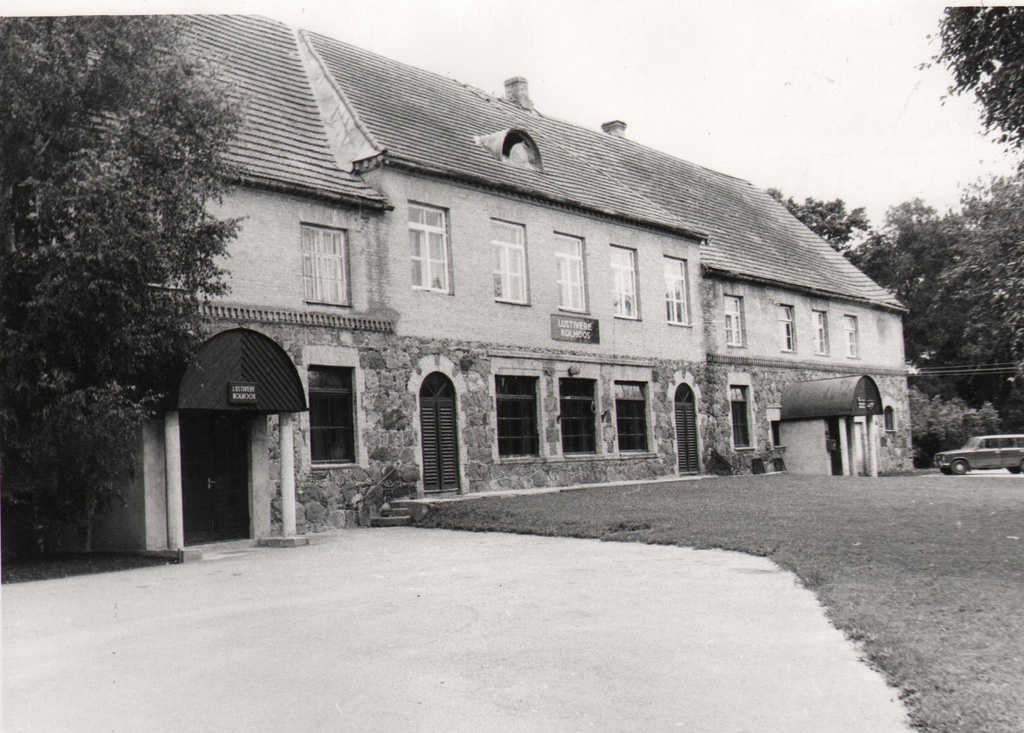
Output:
[228,381,258,404]
[550,314,600,344]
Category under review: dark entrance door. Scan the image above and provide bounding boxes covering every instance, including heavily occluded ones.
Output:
[674,385,699,474]
[420,373,460,493]
[826,417,845,476]
[181,412,251,545]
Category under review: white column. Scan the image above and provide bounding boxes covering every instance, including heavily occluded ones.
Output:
[866,414,879,478]
[839,417,851,476]
[164,411,185,551]
[279,412,296,538]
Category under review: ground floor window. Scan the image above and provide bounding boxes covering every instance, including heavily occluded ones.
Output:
[770,419,782,447]
[730,385,751,448]
[615,381,648,452]
[560,378,596,454]
[496,375,539,456]
[309,367,355,463]
[884,406,896,432]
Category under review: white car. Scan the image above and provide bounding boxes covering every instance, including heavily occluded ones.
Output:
[934,435,1024,475]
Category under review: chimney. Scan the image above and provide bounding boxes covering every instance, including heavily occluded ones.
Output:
[504,77,533,110]
[601,120,627,138]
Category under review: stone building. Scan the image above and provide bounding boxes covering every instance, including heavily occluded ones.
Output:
[94,15,911,552]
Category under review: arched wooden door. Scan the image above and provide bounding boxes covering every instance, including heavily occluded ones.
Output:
[420,373,460,493]
[674,384,700,474]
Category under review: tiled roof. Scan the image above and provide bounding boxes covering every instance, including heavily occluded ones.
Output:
[302,28,901,310]
[182,16,385,207]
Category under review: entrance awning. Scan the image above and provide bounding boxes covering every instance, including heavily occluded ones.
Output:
[177,328,307,413]
[780,375,883,420]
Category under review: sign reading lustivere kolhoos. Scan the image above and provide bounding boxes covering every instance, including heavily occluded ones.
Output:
[228,381,258,404]
[550,314,600,344]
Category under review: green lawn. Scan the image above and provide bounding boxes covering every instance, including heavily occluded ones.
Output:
[419,473,1024,733]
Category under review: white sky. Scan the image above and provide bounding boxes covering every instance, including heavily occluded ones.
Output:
[16,0,1021,224]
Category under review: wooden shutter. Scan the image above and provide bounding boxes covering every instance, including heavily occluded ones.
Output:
[675,386,699,474]
[420,373,460,493]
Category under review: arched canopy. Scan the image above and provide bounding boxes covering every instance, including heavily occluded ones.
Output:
[780,375,883,421]
[177,328,307,413]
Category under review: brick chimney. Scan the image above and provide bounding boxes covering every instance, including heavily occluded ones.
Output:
[601,120,627,137]
[504,77,533,110]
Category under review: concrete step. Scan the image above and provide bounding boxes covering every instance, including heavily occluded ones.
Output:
[371,515,415,528]
[381,506,412,517]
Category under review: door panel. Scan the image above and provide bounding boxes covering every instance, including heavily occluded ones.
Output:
[181,413,251,545]
[674,385,699,474]
[420,373,460,493]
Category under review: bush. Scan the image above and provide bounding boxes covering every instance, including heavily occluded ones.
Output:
[909,387,1002,467]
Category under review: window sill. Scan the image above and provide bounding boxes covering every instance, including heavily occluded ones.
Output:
[498,452,659,465]
[412,287,452,296]
[558,307,590,315]
[731,446,757,452]
[667,321,692,328]
[614,315,641,322]
[495,299,530,307]
[310,462,359,471]
[726,344,746,349]
[305,300,352,309]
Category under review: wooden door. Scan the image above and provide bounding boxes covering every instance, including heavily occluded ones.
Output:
[181,412,251,545]
[674,385,699,474]
[420,373,460,493]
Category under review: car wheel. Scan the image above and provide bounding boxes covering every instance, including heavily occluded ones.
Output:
[950,459,969,475]
[1009,467,1022,475]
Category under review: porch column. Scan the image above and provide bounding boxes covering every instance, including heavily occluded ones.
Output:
[279,412,297,538]
[839,417,851,476]
[849,419,863,477]
[164,411,185,551]
[866,414,879,478]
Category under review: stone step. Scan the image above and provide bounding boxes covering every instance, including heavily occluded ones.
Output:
[381,506,412,517]
[371,515,415,528]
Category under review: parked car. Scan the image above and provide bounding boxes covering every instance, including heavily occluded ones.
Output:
[934,435,1024,475]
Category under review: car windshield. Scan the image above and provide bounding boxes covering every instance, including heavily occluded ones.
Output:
[962,437,982,450]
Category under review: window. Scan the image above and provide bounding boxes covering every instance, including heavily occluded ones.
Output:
[496,376,539,457]
[308,367,355,463]
[884,406,895,432]
[301,225,348,305]
[559,378,597,454]
[502,131,542,170]
[554,234,586,312]
[408,203,449,293]
[844,315,859,358]
[730,385,751,448]
[611,246,638,318]
[615,382,648,452]
[771,420,782,447]
[664,258,689,325]
[492,220,527,303]
[725,296,744,347]
[779,305,795,352]
[813,310,830,355]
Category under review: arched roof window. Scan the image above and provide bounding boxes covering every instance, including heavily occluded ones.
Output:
[475,128,542,171]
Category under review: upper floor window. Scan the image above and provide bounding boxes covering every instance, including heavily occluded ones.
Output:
[502,131,542,170]
[724,295,744,347]
[664,257,689,325]
[779,305,796,352]
[491,219,527,304]
[301,224,348,305]
[615,381,649,452]
[610,245,638,319]
[554,234,586,312]
[813,310,830,355]
[308,367,355,464]
[844,315,860,358]
[408,203,449,293]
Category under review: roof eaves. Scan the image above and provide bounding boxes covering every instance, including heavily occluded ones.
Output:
[234,173,392,210]
[701,263,907,313]
[383,154,707,242]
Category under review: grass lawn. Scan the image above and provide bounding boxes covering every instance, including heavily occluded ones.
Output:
[419,472,1024,733]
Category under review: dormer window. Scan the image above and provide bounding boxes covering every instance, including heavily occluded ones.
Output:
[475,128,542,171]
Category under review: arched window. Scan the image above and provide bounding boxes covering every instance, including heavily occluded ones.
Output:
[475,128,542,171]
[884,405,896,432]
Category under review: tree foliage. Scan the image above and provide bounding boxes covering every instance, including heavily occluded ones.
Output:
[909,387,1001,467]
[938,7,1024,151]
[768,188,870,251]
[0,17,241,549]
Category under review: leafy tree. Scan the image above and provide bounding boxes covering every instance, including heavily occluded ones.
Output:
[909,387,1001,467]
[0,17,241,550]
[768,188,870,250]
[938,7,1024,151]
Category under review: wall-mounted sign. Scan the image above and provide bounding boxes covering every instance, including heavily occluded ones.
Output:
[857,397,877,412]
[228,381,258,404]
[551,314,600,344]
